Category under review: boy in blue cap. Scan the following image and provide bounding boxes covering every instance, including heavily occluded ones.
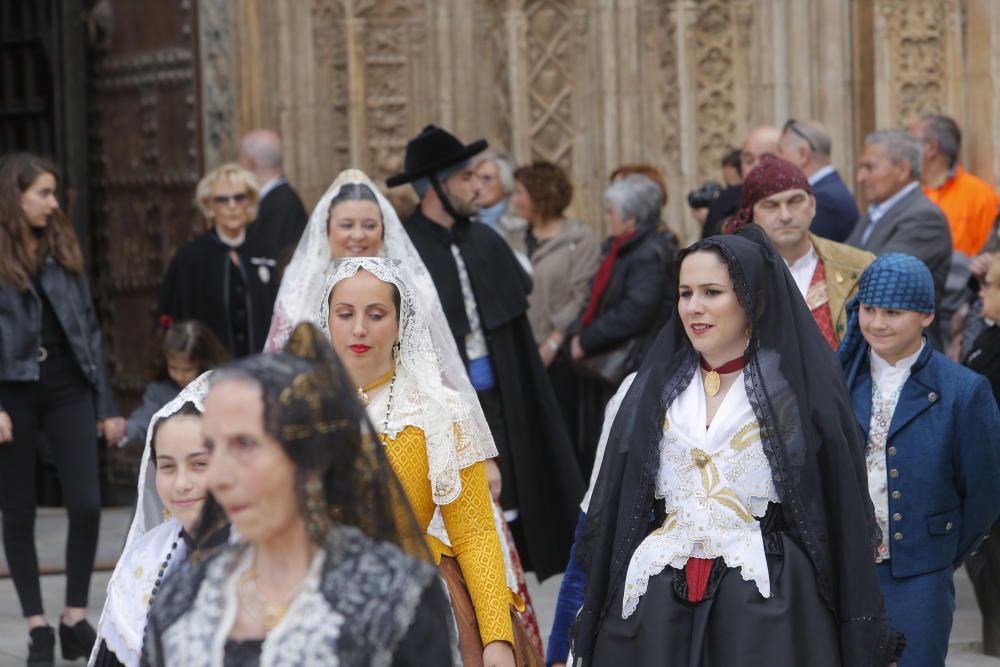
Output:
[840,252,1000,666]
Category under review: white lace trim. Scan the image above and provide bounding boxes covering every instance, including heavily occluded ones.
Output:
[90,373,213,666]
[621,371,779,618]
[91,520,186,667]
[320,258,494,505]
[261,170,497,494]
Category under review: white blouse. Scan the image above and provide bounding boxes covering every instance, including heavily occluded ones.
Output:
[621,370,779,618]
[866,342,924,562]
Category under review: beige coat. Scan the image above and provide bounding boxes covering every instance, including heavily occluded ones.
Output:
[811,233,875,342]
[505,218,601,344]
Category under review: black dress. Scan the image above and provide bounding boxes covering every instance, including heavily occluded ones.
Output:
[159,230,278,357]
[573,227,903,666]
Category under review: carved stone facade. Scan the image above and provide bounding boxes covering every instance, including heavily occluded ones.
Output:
[199,0,1000,242]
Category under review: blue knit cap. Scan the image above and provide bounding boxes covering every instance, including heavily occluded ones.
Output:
[838,253,935,376]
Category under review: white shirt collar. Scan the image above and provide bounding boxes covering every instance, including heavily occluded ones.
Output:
[870,338,925,394]
[784,243,818,300]
[258,176,286,200]
[867,181,919,224]
[807,165,836,186]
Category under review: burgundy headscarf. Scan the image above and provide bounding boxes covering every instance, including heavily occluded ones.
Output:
[723,155,812,234]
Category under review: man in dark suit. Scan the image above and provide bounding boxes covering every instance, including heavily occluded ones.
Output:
[779,119,859,242]
[847,129,952,346]
[238,129,308,261]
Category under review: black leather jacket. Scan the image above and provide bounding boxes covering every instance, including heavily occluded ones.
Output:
[0,258,118,418]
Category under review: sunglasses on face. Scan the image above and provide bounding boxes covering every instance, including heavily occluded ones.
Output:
[783,119,817,153]
[212,193,249,206]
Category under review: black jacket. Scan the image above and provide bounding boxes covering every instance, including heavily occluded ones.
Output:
[158,230,278,358]
[702,184,742,238]
[247,180,308,263]
[576,225,675,370]
[403,209,584,579]
[0,258,118,418]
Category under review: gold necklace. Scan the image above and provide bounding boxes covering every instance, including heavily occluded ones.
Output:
[237,567,308,633]
[356,367,395,406]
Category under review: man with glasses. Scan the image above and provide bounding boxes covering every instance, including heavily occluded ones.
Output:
[726,155,873,348]
[779,119,859,242]
[702,125,781,238]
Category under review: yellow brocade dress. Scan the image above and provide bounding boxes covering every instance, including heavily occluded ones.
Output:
[382,425,514,646]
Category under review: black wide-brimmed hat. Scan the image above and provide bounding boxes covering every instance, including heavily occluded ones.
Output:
[386,125,488,187]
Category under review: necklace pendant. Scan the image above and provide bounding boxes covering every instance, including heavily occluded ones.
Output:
[357,388,369,406]
[704,370,721,397]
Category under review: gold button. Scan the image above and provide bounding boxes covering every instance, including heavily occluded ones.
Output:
[892,513,902,522]
[946,521,954,531]
[889,469,899,478]
[891,490,901,500]
[888,446,897,456]
[692,450,710,468]
[894,532,903,541]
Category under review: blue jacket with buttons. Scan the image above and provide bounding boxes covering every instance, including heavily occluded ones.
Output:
[847,342,1000,578]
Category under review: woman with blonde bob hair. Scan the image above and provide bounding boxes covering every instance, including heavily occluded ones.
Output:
[159,163,277,358]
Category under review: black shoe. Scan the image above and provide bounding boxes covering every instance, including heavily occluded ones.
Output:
[26,626,54,667]
[58,618,96,661]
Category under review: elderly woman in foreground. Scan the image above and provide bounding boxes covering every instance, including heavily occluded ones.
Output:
[141,323,456,666]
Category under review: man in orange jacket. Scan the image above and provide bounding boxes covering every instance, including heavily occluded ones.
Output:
[911,114,999,257]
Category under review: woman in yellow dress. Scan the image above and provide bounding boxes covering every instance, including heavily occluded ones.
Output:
[320,256,516,667]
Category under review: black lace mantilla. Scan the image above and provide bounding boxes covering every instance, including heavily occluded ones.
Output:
[572,226,904,666]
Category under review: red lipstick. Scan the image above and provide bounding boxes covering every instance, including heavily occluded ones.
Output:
[349,344,371,354]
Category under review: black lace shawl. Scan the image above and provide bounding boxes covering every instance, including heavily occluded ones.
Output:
[142,525,454,667]
[572,226,903,666]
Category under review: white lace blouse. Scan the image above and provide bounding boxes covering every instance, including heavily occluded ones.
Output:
[621,370,780,618]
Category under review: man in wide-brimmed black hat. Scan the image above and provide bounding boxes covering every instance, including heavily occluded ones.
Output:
[389,125,583,581]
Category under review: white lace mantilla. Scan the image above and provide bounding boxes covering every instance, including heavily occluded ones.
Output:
[622,371,779,618]
[89,372,213,667]
[93,520,186,667]
[320,257,495,505]
[262,169,498,497]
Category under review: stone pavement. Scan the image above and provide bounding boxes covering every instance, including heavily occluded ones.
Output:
[0,508,997,666]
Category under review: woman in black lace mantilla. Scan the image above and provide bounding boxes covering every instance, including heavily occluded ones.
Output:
[572,226,903,666]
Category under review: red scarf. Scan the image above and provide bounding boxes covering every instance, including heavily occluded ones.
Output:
[580,230,637,329]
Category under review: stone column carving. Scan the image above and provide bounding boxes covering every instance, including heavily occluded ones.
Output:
[198,0,236,169]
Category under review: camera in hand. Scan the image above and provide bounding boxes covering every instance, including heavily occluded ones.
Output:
[687,180,723,209]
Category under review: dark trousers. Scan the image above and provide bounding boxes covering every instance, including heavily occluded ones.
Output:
[968,521,1000,657]
[0,349,101,617]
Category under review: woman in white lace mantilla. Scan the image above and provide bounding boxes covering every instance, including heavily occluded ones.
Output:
[320,258,527,667]
[89,372,229,667]
[265,168,545,655]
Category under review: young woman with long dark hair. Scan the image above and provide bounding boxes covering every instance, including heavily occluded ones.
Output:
[0,152,123,664]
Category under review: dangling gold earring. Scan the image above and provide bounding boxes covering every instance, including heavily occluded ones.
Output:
[392,340,401,365]
[163,508,172,521]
